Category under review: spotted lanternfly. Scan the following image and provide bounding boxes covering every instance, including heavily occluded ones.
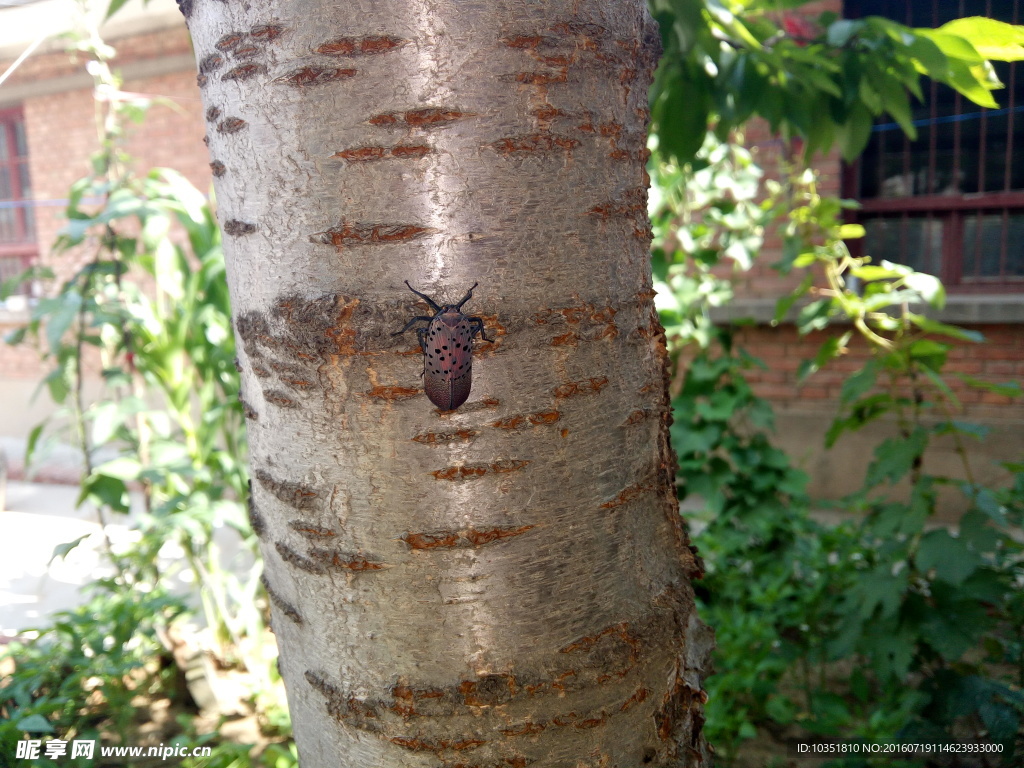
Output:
[393,281,492,411]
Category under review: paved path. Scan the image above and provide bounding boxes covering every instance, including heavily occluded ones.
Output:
[0,481,135,637]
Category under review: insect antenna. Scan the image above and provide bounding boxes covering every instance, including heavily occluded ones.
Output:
[404,281,443,312]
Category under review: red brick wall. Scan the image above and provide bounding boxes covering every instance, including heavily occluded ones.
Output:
[0,24,208,382]
[735,324,1024,415]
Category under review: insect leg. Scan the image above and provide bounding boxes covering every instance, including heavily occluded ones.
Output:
[454,282,480,310]
[404,281,443,313]
[392,316,434,336]
[416,326,428,352]
[468,317,492,343]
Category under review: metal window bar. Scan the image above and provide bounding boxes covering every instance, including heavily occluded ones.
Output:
[843,0,1024,289]
[0,107,38,296]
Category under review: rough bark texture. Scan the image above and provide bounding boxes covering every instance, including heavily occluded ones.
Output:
[181,0,713,764]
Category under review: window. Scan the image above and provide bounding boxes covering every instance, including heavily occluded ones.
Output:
[0,106,36,296]
[844,0,1024,291]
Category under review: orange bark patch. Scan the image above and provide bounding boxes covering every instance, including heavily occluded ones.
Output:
[280,66,357,86]
[514,71,567,85]
[315,35,406,55]
[588,188,646,219]
[463,525,535,547]
[620,687,650,712]
[363,385,420,401]
[262,391,296,408]
[411,428,478,445]
[491,133,579,154]
[529,410,561,425]
[401,532,461,550]
[333,146,387,162]
[389,736,487,753]
[332,144,432,162]
[492,410,560,430]
[217,117,247,134]
[215,33,244,51]
[623,409,650,425]
[431,460,529,481]
[553,377,608,398]
[312,221,435,248]
[551,331,578,347]
[501,721,546,737]
[492,415,525,430]
[250,24,285,41]
[288,522,335,538]
[501,34,545,48]
[600,482,652,509]
[560,621,634,655]
[369,108,473,127]
[222,63,266,81]
[532,105,564,121]
[390,144,432,158]
[199,53,223,73]
[310,549,386,571]
[323,297,360,355]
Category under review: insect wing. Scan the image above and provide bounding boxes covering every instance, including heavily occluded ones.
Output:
[423,312,474,410]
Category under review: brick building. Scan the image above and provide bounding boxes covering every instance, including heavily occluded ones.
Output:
[0,0,1020,506]
[0,0,208,448]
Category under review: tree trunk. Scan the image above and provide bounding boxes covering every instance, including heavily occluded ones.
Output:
[179,0,712,764]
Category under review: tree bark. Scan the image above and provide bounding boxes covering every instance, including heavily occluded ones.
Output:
[179,0,712,764]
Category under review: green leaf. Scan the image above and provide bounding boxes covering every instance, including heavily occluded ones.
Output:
[920,600,988,659]
[44,368,69,404]
[958,375,1022,398]
[839,360,879,405]
[16,714,54,733]
[874,71,917,140]
[838,102,873,162]
[939,17,1024,61]
[104,0,132,18]
[864,620,915,680]
[827,19,860,47]
[917,530,982,585]
[51,535,90,564]
[907,338,949,370]
[943,57,1000,109]
[796,298,832,333]
[851,264,905,281]
[915,29,985,63]
[765,695,796,725]
[25,422,45,469]
[934,420,989,440]
[854,567,908,619]
[653,63,710,164]
[44,292,82,353]
[792,251,818,268]
[920,366,958,408]
[905,313,983,342]
[906,35,949,78]
[77,473,130,514]
[799,332,850,383]
[866,428,927,485]
[903,271,945,308]
[979,692,1021,744]
[837,223,865,240]
[95,456,144,481]
[773,274,813,323]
